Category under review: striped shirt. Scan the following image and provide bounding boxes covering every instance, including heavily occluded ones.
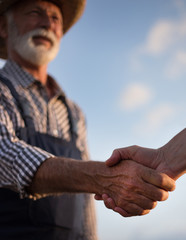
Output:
[0,60,89,198]
[0,60,98,240]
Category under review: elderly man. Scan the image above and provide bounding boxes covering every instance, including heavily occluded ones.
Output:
[0,0,175,239]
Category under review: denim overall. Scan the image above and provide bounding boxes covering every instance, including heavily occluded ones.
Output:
[0,75,86,240]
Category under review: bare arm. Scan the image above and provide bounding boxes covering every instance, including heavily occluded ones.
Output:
[106,128,186,180]
[27,156,175,217]
[99,128,186,215]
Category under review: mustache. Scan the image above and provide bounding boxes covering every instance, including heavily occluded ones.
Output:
[26,28,58,46]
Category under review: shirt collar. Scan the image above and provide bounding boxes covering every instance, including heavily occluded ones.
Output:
[0,60,65,98]
[1,60,36,88]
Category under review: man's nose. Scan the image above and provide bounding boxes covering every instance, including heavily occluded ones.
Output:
[38,14,53,30]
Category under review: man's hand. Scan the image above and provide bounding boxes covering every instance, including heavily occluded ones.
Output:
[96,146,176,217]
[106,129,186,180]
[28,156,175,218]
[96,129,186,216]
[106,146,167,175]
[94,159,175,217]
[95,147,176,217]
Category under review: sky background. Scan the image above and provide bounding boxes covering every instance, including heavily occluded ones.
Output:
[51,1,186,239]
[1,0,186,239]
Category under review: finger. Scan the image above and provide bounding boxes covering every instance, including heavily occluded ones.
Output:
[94,194,103,200]
[103,195,116,210]
[142,168,176,192]
[114,207,132,217]
[138,181,170,202]
[102,194,112,209]
[106,146,137,167]
[114,207,150,217]
[117,201,151,216]
[129,194,157,210]
[106,149,124,166]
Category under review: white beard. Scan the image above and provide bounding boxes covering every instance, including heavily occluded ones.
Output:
[7,15,60,66]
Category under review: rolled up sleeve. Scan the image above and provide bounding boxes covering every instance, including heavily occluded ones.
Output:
[0,103,53,199]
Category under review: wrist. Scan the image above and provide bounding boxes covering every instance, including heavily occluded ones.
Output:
[158,129,186,179]
[28,157,113,196]
[76,160,112,195]
[56,159,104,194]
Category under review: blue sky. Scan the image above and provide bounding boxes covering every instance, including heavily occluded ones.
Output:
[49,1,186,239]
[49,0,186,155]
[1,0,186,239]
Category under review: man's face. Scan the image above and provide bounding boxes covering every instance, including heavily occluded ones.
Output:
[6,0,63,66]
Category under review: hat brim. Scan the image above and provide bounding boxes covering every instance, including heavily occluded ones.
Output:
[0,0,86,59]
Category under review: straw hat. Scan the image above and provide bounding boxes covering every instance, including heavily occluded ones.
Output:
[0,0,86,59]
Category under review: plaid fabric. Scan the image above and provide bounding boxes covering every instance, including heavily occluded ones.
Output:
[0,60,89,198]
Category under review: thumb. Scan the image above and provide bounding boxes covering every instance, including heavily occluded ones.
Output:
[106,147,130,166]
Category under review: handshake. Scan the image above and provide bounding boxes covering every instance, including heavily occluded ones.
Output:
[29,128,186,218]
[94,128,186,217]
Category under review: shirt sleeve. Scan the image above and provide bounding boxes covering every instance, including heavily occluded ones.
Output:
[0,88,54,199]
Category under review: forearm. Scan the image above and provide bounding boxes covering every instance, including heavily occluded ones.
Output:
[106,129,186,181]
[27,157,107,196]
[158,128,186,179]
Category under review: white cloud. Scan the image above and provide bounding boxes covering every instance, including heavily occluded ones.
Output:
[141,18,186,56]
[134,103,176,135]
[142,20,175,55]
[119,83,153,111]
[130,14,186,79]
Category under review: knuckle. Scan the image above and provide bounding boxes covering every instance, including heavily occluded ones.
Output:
[125,203,144,216]
[158,174,164,185]
[127,184,136,193]
[169,182,176,192]
[141,209,150,216]
[157,173,175,191]
[138,198,157,210]
[151,201,158,209]
[112,149,121,160]
[147,201,157,210]
[160,174,167,184]
[113,149,117,155]
[157,190,169,201]
[104,200,111,209]
[118,198,125,207]
[136,208,147,216]
[162,191,169,201]
[132,145,139,149]
[117,210,132,218]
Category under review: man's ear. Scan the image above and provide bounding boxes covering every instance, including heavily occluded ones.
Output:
[0,16,8,39]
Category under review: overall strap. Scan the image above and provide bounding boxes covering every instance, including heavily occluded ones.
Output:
[0,73,34,129]
[0,74,23,112]
[59,95,78,139]
[0,74,78,138]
